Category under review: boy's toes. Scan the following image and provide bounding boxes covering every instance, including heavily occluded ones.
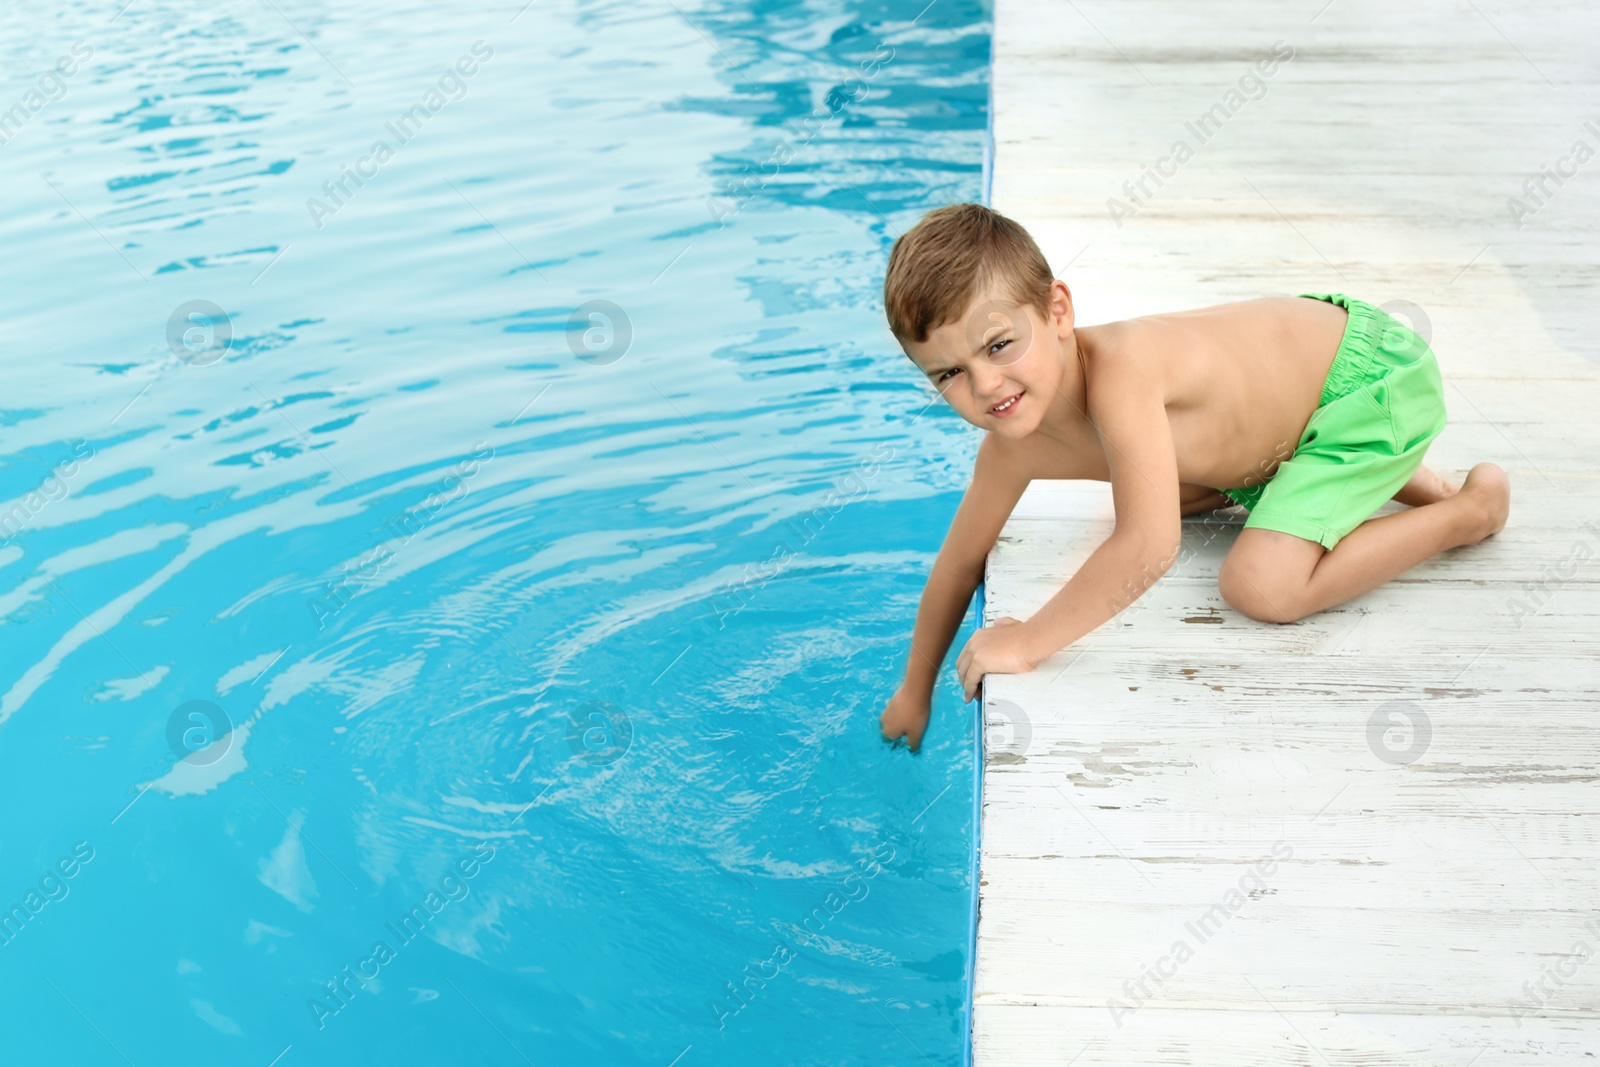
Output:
[1460,462,1510,539]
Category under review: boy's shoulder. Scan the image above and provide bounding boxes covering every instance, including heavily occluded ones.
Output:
[1077,320,1168,417]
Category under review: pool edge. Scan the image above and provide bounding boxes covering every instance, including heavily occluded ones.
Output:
[963,579,985,1067]
[965,9,995,1062]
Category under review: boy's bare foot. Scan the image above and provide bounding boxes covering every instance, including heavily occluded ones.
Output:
[1451,462,1510,543]
[1393,464,1461,507]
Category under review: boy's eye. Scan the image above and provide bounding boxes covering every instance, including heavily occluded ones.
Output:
[988,337,1010,356]
[937,368,961,383]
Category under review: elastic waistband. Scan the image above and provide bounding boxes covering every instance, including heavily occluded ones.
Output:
[1299,292,1385,406]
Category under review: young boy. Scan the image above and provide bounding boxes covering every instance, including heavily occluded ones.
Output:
[878,204,1510,752]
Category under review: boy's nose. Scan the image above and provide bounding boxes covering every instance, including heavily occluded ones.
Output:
[970,363,1010,403]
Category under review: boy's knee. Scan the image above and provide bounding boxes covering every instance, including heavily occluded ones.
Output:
[1217,567,1304,624]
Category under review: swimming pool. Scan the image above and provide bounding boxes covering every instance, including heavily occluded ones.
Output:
[0,1,990,1062]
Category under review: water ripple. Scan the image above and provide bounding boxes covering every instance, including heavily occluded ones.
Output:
[0,0,988,1063]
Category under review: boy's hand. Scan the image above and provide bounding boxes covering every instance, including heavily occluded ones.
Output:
[880,687,932,752]
[956,616,1042,702]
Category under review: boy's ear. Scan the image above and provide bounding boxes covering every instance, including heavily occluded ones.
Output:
[1049,279,1075,335]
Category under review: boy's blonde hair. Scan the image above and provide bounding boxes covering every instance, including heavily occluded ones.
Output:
[882,203,1054,344]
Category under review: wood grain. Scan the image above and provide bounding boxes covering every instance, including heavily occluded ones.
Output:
[979,0,1600,1061]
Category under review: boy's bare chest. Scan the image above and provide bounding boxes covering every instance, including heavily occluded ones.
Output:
[1022,427,1112,481]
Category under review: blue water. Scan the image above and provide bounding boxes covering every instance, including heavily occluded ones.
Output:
[0,1,990,1063]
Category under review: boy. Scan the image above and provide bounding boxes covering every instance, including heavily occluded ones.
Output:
[878,204,1510,751]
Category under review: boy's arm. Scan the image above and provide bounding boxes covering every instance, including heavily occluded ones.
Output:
[1023,372,1181,659]
[902,433,1037,696]
[882,434,1036,748]
[971,371,1182,688]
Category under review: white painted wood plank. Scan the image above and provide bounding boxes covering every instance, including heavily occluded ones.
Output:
[974,1005,1600,1066]
[975,903,1600,1012]
[986,577,1600,659]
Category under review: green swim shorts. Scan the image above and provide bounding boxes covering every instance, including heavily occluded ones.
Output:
[1217,293,1447,551]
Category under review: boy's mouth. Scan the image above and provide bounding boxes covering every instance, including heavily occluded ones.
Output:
[989,391,1024,417]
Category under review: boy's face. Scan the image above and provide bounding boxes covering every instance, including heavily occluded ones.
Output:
[901,279,1073,439]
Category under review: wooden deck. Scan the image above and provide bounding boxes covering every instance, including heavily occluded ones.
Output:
[975,1,1600,1063]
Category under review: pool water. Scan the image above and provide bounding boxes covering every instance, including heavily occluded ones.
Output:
[0,1,991,1063]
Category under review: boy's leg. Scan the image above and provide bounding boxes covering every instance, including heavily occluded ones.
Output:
[1391,464,1460,507]
[1179,481,1233,515]
[1218,463,1510,623]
